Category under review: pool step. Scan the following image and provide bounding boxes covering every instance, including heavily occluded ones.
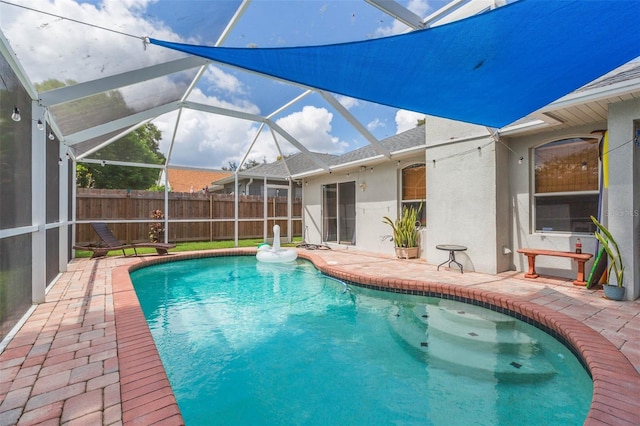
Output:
[424,306,539,353]
[433,300,517,329]
[388,305,556,382]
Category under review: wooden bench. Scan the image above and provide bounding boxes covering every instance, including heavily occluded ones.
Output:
[517,248,593,286]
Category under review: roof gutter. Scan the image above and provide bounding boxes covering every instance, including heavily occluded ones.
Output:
[500,72,640,135]
[292,144,428,179]
[545,75,640,111]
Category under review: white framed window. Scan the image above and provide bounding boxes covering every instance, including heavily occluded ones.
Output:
[533,136,600,233]
[401,163,426,226]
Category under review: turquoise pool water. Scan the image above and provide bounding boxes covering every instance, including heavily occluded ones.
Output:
[130,256,592,425]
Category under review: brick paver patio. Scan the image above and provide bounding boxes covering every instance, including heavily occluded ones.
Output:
[1,248,639,425]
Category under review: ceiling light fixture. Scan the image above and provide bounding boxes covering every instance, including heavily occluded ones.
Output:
[48,132,55,140]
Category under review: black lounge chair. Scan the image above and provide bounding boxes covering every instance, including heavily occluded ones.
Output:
[73,222,176,259]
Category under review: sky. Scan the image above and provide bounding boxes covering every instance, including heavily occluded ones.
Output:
[0,0,456,169]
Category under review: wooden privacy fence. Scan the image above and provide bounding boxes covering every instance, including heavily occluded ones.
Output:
[76,188,302,244]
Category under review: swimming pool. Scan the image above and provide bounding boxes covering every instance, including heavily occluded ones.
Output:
[130,256,592,425]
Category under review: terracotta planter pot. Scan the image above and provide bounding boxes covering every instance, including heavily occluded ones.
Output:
[395,247,419,259]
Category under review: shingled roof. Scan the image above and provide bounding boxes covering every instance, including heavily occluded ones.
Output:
[233,125,426,180]
[578,61,640,92]
[336,125,426,165]
[240,152,341,178]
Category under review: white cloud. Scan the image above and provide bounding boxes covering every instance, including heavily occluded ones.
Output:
[375,0,430,37]
[157,111,260,170]
[367,118,385,131]
[155,97,350,170]
[375,20,409,37]
[395,110,424,133]
[154,87,264,169]
[1,1,370,169]
[2,1,275,170]
[336,95,359,110]
[407,0,431,17]
[3,0,183,85]
[274,106,348,155]
[204,66,247,96]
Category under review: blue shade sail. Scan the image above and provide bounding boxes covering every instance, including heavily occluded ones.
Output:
[150,0,640,128]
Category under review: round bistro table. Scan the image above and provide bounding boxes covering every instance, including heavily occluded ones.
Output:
[436,244,467,273]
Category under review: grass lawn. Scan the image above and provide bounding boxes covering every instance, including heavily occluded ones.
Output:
[73,238,302,258]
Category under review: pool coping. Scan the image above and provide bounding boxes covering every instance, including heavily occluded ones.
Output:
[115,249,640,425]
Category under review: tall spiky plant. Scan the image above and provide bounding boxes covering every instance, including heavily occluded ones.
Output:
[383,203,422,248]
[591,215,624,287]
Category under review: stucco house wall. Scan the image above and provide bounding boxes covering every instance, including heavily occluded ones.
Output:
[506,123,603,281]
[303,156,426,257]
[423,117,510,274]
[501,99,639,301]
[301,98,638,300]
[278,66,639,299]
[608,98,640,299]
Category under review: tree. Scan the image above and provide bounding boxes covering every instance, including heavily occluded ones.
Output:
[243,158,263,169]
[222,158,264,171]
[75,164,95,188]
[37,79,132,133]
[35,79,166,189]
[76,124,166,189]
[222,161,238,171]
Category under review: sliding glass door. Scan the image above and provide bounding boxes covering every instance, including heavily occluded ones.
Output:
[322,182,356,245]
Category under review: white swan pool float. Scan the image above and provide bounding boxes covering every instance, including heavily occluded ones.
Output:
[256,225,298,263]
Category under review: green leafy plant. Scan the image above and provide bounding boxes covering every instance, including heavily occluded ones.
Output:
[383,203,422,248]
[591,215,624,287]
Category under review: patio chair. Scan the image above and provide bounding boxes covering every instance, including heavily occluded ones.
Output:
[73,222,176,259]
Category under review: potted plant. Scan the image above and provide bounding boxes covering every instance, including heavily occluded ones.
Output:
[149,209,165,243]
[590,215,625,300]
[383,203,422,259]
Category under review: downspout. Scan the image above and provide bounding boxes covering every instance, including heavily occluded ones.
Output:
[245,178,253,195]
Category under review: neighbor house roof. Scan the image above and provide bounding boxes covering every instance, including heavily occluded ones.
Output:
[167,169,232,192]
